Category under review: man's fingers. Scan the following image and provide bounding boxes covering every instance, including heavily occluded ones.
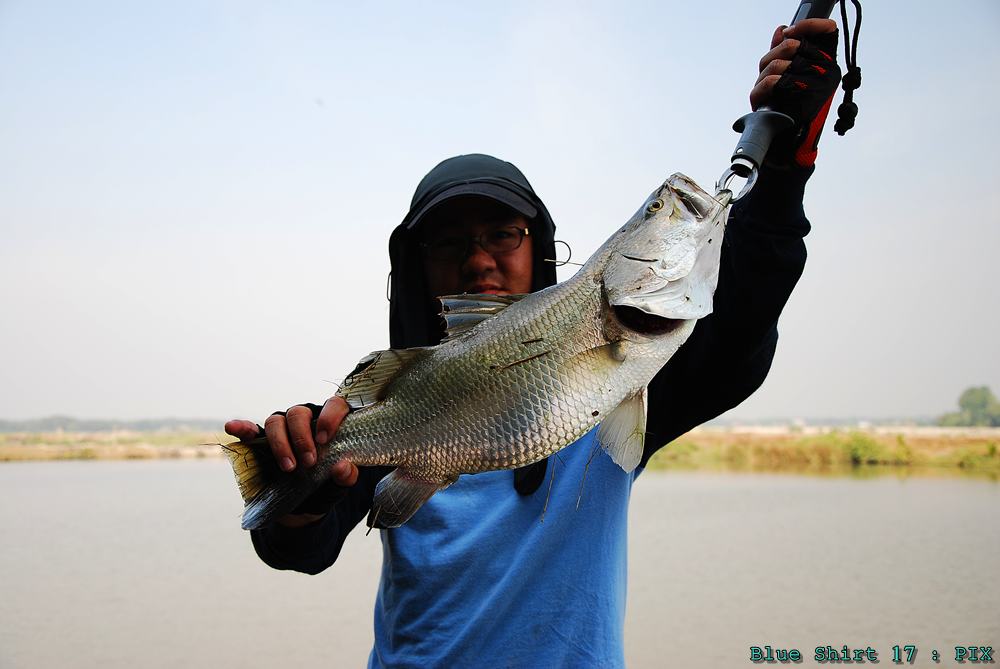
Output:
[285,405,317,468]
[750,74,782,111]
[224,419,260,443]
[759,38,800,73]
[782,18,837,39]
[770,24,786,50]
[315,396,350,446]
[330,460,359,487]
[263,414,297,472]
[755,59,791,87]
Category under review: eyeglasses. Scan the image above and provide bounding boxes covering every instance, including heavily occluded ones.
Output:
[421,225,530,261]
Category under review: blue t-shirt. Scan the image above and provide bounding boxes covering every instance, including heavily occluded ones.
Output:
[369,428,642,668]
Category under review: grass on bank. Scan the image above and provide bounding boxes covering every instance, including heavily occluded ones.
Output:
[647,429,1000,476]
[0,431,224,461]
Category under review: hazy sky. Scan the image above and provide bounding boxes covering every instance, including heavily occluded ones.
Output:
[1,0,998,423]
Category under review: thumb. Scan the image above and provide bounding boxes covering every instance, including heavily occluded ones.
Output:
[330,460,359,487]
[314,396,351,446]
[224,419,262,443]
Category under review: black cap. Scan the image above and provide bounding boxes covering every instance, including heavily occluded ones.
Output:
[403,154,540,230]
[389,153,558,349]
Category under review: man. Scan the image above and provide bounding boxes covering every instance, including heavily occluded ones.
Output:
[226,20,841,668]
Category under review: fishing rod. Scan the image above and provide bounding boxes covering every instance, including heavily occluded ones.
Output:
[717,0,861,200]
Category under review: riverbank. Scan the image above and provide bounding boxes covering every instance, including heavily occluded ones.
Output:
[646,426,1000,477]
[0,430,223,461]
[2,427,998,476]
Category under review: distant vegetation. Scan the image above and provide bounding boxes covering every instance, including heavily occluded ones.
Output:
[0,415,223,433]
[0,430,222,461]
[650,428,1000,477]
[938,386,1000,427]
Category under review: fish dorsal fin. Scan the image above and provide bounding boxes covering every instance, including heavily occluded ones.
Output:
[439,293,528,342]
[337,348,429,409]
[596,387,647,472]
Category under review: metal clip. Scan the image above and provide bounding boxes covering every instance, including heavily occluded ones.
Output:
[715,164,757,203]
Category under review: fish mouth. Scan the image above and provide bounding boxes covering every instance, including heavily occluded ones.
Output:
[612,305,685,335]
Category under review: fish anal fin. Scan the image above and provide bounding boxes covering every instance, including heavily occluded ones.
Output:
[596,388,647,473]
[439,293,528,341]
[367,469,456,529]
[338,348,429,409]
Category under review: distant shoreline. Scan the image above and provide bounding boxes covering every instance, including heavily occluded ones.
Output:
[0,431,225,461]
[646,426,1000,478]
[2,427,998,477]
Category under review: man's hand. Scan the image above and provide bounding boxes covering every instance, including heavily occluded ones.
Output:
[224,396,359,527]
[751,19,841,168]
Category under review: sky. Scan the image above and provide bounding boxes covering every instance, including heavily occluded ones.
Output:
[1,0,998,423]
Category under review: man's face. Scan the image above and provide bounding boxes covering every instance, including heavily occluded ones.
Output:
[420,196,534,297]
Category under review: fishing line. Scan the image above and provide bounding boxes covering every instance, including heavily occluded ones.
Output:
[321,378,346,392]
[576,443,603,510]
[544,240,580,267]
[539,455,559,523]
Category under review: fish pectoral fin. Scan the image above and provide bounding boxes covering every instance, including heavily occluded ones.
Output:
[596,388,647,473]
[367,469,456,529]
[338,348,430,409]
[439,293,528,342]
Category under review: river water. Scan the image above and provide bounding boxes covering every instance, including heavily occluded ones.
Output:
[0,461,996,668]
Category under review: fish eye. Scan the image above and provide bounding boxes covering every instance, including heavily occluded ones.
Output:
[646,199,664,215]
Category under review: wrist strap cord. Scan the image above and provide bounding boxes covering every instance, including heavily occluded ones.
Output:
[834,0,862,136]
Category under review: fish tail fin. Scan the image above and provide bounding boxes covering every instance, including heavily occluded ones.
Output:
[222,438,333,530]
[222,437,275,504]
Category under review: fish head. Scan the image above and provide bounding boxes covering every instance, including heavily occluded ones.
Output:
[600,173,727,334]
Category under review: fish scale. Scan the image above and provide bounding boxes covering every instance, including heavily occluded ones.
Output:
[228,173,729,530]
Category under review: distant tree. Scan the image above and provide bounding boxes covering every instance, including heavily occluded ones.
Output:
[938,386,1000,427]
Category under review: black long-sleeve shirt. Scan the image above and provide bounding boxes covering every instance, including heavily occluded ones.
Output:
[252,166,812,574]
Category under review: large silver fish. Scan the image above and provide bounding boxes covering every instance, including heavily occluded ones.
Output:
[227,173,729,530]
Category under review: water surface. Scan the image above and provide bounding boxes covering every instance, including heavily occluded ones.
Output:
[0,461,996,667]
